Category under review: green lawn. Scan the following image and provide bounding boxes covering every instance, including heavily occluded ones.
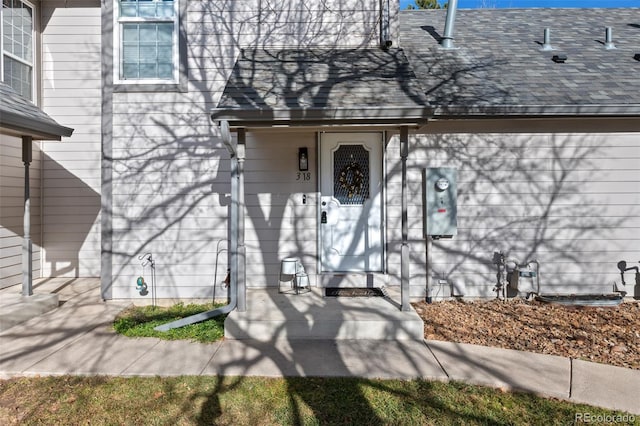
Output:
[113,303,226,343]
[102,305,640,425]
[1,375,636,425]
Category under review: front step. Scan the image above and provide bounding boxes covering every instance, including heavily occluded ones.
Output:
[318,273,388,288]
[224,288,424,341]
[0,293,59,332]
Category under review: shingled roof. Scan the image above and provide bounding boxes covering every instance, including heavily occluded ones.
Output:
[212,48,430,126]
[0,82,73,140]
[400,8,640,118]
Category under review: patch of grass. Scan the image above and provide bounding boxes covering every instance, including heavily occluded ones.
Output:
[113,303,226,343]
[1,376,636,425]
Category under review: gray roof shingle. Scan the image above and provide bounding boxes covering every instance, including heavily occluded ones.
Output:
[400,8,640,117]
[213,48,430,125]
[0,82,73,140]
[214,9,640,124]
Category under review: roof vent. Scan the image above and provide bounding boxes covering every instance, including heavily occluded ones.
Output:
[634,53,640,61]
[552,54,567,63]
[540,28,554,51]
[605,27,616,50]
[440,0,459,49]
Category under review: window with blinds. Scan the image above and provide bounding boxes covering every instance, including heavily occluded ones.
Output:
[117,0,178,82]
[1,0,34,100]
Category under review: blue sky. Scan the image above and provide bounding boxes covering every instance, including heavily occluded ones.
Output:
[400,0,640,8]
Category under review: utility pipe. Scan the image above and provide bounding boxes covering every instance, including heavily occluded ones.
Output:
[605,27,616,49]
[155,120,238,331]
[22,136,33,296]
[400,126,410,311]
[380,0,392,49]
[440,0,458,49]
[540,28,553,51]
[236,128,246,312]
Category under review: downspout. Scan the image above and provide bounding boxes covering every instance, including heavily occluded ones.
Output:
[440,0,458,49]
[22,136,33,296]
[400,126,411,311]
[155,120,238,331]
[236,128,246,312]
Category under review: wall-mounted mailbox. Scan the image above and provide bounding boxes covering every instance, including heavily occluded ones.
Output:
[424,167,457,238]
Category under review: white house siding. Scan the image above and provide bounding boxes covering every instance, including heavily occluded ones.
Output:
[244,132,318,287]
[0,136,42,289]
[386,129,640,299]
[40,1,102,278]
[108,1,384,299]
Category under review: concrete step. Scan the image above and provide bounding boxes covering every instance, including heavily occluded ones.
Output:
[0,293,59,332]
[224,288,424,340]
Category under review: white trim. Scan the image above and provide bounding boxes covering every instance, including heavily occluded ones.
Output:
[113,0,179,85]
[3,50,33,67]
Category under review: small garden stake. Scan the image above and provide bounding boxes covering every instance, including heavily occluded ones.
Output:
[137,253,156,306]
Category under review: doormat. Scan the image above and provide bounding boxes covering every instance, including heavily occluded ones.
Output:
[325,287,385,297]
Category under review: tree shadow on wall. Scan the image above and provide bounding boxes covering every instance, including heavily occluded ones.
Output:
[0,152,100,283]
[41,154,101,278]
[410,131,638,297]
[106,1,577,422]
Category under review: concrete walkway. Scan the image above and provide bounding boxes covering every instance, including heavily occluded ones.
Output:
[0,278,638,416]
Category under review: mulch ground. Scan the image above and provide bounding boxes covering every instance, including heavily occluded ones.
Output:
[412,298,640,370]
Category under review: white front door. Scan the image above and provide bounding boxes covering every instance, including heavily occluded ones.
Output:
[320,133,384,272]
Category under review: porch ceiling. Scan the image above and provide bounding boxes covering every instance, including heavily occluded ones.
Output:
[211,48,432,128]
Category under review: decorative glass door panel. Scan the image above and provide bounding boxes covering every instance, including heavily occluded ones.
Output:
[333,144,370,205]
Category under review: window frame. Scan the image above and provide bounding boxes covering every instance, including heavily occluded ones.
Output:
[113,0,180,86]
[1,0,36,101]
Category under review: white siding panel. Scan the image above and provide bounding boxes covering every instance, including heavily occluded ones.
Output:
[111,282,230,301]
[0,186,41,199]
[110,122,318,296]
[39,24,101,35]
[186,1,380,49]
[41,1,102,278]
[42,61,100,72]
[388,132,640,299]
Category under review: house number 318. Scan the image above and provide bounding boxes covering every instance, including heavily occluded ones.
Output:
[297,172,311,181]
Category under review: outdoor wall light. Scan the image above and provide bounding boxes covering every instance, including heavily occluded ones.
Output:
[298,147,309,171]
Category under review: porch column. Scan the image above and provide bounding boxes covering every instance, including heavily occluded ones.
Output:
[400,126,411,311]
[22,136,33,296]
[236,128,247,312]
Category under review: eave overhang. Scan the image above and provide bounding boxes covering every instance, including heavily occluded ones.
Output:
[0,109,74,140]
[432,104,640,120]
[211,106,431,129]
[0,82,74,141]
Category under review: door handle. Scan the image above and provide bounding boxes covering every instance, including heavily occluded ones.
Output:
[321,211,327,224]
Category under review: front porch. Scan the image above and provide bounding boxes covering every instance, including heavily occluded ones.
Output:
[225,287,424,341]
[1,278,425,341]
[211,48,431,317]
